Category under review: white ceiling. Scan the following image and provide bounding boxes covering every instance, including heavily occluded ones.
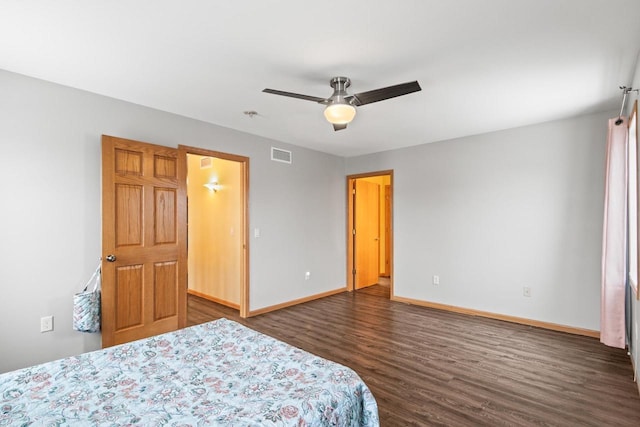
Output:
[1,0,639,157]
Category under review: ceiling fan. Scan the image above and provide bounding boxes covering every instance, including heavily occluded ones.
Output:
[263,77,421,131]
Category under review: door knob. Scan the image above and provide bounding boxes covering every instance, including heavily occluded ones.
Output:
[105,254,117,262]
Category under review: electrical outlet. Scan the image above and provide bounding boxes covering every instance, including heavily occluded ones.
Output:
[40,316,54,333]
[523,287,531,297]
[433,275,440,286]
[305,271,311,281]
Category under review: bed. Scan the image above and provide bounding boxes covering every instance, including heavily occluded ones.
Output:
[0,318,379,426]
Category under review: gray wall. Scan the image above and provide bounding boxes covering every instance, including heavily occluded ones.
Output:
[347,110,610,331]
[0,70,346,373]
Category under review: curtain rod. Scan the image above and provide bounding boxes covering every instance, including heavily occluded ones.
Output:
[615,86,639,125]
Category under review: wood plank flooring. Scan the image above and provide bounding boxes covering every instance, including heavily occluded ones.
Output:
[188,285,640,426]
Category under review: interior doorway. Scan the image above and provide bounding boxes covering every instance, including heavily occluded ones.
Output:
[179,145,249,318]
[347,170,393,297]
[101,138,250,348]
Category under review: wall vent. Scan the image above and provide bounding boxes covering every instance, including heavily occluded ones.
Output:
[200,157,213,169]
[271,147,292,164]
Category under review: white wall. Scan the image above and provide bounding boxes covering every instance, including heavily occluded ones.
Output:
[347,110,610,331]
[0,70,346,373]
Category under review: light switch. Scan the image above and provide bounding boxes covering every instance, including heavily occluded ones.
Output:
[40,315,53,333]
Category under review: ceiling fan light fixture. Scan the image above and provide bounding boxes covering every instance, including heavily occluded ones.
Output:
[323,102,356,125]
[264,77,420,130]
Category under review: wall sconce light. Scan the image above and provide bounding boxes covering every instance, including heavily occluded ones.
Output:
[203,182,221,192]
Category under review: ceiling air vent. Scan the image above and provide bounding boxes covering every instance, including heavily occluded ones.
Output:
[200,157,213,169]
[271,147,292,164]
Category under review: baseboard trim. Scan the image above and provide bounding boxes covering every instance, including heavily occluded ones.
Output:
[391,295,600,338]
[187,289,240,310]
[248,287,348,317]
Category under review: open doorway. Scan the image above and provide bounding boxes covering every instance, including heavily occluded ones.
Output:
[347,170,393,298]
[180,145,249,318]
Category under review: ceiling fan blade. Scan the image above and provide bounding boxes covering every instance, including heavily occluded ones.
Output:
[333,123,348,131]
[262,88,326,103]
[349,81,421,106]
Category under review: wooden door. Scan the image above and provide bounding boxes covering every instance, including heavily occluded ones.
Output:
[354,179,380,289]
[383,185,391,277]
[101,135,186,347]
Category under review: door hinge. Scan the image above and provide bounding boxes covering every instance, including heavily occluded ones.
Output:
[352,269,356,275]
[352,188,356,195]
[352,229,356,235]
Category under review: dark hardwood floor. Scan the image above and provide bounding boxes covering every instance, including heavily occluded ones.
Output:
[187,285,640,426]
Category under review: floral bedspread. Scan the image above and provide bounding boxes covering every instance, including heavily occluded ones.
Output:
[0,318,379,426]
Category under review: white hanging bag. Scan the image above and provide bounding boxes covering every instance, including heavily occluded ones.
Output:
[73,263,101,333]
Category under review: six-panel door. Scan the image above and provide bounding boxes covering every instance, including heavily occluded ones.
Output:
[101,135,184,347]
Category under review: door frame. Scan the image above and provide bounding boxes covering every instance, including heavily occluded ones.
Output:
[178,145,250,318]
[346,170,394,296]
